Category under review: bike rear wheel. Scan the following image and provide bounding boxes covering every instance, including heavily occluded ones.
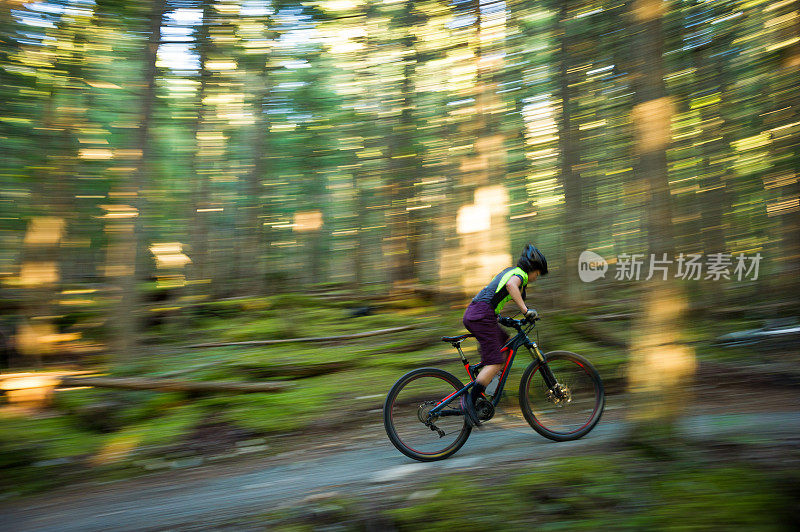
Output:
[519,351,604,441]
[383,368,471,461]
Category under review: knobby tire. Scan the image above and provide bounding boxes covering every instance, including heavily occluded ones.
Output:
[383,368,472,462]
[519,351,605,441]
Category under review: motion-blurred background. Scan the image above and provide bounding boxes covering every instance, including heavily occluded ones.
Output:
[1,0,799,528]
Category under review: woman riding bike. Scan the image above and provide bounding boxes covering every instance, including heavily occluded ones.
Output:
[461,243,548,426]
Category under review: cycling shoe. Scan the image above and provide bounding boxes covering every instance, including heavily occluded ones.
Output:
[460,394,481,427]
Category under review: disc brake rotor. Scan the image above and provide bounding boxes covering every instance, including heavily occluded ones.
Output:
[547,384,572,406]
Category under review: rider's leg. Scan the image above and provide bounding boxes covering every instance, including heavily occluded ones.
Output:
[462,302,509,424]
[475,363,503,387]
[462,363,503,426]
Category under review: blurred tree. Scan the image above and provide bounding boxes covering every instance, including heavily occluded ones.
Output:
[765,0,800,307]
[689,36,732,258]
[13,1,94,363]
[187,0,213,302]
[346,0,391,288]
[238,12,275,296]
[625,0,696,436]
[680,1,738,314]
[554,1,585,308]
[106,0,167,361]
[450,0,512,295]
[293,49,336,284]
[0,0,796,369]
[386,0,423,287]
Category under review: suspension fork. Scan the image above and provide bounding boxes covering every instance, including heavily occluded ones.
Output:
[527,342,558,390]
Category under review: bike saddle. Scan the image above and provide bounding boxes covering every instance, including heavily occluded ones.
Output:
[441,334,474,344]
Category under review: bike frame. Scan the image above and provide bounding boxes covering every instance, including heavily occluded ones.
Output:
[428,320,557,417]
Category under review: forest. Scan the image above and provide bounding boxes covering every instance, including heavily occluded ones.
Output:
[1,0,799,529]
[2,0,798,355]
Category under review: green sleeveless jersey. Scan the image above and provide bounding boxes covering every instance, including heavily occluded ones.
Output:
[471,266,529,314]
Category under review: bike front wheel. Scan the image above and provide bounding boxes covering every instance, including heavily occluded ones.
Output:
[519,351,605,441]
[383,368,471,461]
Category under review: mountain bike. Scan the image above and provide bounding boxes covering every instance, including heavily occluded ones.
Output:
[383,315,605,461]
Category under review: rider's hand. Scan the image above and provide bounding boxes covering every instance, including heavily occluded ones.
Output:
[524,308,538,321]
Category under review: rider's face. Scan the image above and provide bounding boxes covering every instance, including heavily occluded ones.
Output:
[529,270,540,282]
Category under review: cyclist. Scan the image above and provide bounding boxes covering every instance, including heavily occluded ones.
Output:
[461,243,548,426]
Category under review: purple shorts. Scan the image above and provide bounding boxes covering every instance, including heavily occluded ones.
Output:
[462,301,509,365]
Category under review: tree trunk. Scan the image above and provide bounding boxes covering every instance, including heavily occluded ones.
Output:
[352,170,367,287]
[769,0,800,309]
[17,28,82,364]
[107,0,167,362]
[386,0,421,287]
[242,78,270,295]
[690,41,732,257]
[626,0,696,436]
[449,0,511,296]
[59,376,291,393]
[687,25,736,316]
[555,2,585,307]
[188,0,212,303]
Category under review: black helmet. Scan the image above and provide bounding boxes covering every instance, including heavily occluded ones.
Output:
[517,244,548,275]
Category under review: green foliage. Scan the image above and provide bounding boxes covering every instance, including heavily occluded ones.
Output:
[53,388,188,433]
[193,300,248,319]
[387,455,790,531]
[266,294,322,308]
[388,475,508,531]
[215,394,314,434]
[207,366,397,433]
[104,405,203,449]
[192,304,427,345]
[382,297,431,310]
[0,411,103,495]
[0,411,100,463]
[220,316,304,342]
[0,394,200,495]
[645,467,788,530]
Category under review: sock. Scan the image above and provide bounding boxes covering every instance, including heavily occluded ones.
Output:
[471,382,486,404]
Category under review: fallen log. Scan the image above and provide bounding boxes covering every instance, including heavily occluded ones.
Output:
[58,376,292,393]
[232,360,357,379]
[567,320,629,349]
[0,370,95,384]
[185,324,420,349]
[155,361,224,378]
[588,313,635,322]
[1,372,92,407]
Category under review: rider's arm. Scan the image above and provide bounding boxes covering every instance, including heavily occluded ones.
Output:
[505,276,529,314]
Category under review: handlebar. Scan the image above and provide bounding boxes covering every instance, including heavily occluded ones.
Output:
[497,315,540,329]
